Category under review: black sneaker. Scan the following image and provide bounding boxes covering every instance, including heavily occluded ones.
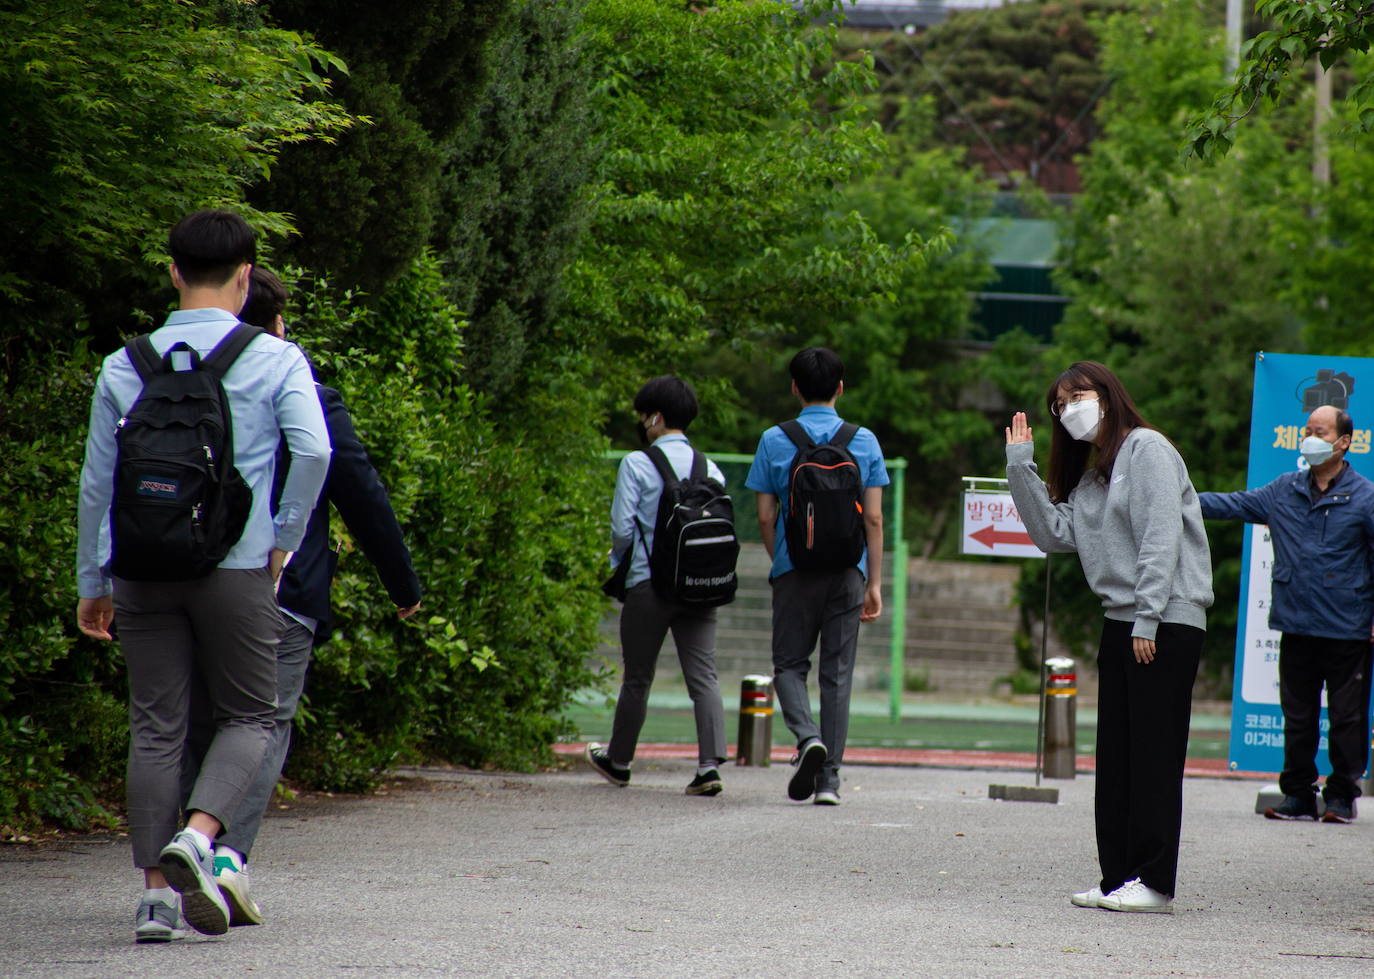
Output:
[1321,797,1356,823]
[788,739,827,801]
[584,743,630,786]
[685,769,723,796]
[1264,793,1318,820]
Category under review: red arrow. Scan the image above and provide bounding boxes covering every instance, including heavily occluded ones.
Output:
[969,524,1034,549]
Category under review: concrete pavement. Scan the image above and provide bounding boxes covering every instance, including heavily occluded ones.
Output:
[3,758,1374,977]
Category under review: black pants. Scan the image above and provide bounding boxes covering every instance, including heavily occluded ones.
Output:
[1095,619,1202,898]
[1277,633,1373,804]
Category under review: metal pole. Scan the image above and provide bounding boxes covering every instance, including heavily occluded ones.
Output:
[888,463,907,723]
[1035,554,1051,788]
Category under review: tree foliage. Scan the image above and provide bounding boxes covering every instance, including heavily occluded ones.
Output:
[564,0,926,416]
[855,0,1124,190]
[0,0,352,353]
[1188,0,1374,158]
[251,0,510,293]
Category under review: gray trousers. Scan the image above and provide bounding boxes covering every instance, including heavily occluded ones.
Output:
[114,567,279,868]
[609,581,726,767]
[188,617,314,859]
[770,568,864,784]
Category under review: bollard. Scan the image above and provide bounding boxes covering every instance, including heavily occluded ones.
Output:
[1042,655,1077,779]
[736,674,774,766]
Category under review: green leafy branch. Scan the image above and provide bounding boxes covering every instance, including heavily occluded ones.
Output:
[1186,0,1374,160]
[423,616,500,674]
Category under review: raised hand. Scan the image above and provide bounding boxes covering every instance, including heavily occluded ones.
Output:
[1005,411,1033,445]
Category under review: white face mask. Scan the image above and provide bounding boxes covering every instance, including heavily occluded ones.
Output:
[1059,399,1101,442]
[1300,434,1336,467]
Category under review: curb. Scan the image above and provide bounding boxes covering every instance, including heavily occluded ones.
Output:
[552,741,1275,781]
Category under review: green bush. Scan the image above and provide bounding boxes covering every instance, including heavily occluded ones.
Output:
[281,254,604,790]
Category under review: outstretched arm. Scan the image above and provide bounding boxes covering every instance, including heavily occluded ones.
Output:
[320,386,421,613]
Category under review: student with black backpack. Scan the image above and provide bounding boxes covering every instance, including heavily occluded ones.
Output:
[586,376,736,796]
[745,348,888,806]
[75,211,330,943]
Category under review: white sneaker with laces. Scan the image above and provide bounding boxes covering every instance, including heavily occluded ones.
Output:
[1070,886,1105,908]
[1098,878,1173,914]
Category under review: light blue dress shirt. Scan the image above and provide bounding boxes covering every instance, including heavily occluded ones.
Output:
[76,308,331,598]
[610,433,727,590]
[745,404,889,580]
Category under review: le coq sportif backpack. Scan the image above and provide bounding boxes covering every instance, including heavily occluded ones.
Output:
[780,419,866,571]
[639,445,739,607]
[109,323,261,581]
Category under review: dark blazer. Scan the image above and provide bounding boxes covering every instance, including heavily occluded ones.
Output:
[274,384,421,644]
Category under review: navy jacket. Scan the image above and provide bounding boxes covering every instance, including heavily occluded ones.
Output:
[274,384,421,644]
[1199,464,1374,640]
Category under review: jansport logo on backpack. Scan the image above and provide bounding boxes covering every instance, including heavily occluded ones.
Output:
[109,323,261,581]
[640,445,739,607]
[780,419,865,571]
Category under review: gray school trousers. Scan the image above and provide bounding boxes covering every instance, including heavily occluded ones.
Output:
[770,567,864,782]
[608,581,727,768]
[187,616,315,860]
[114,567,279,868]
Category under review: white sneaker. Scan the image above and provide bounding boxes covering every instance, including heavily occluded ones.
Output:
[1070,886,1105,908]
[215,855,264,926]
[1098,878,1173,914]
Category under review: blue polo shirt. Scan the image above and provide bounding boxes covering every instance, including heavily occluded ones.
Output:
[745,405,888,580]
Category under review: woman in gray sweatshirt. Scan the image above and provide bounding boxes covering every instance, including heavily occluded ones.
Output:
[1005,361,1212,915]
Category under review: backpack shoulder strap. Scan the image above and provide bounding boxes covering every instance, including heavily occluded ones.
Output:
[642,444,680,491]
[202,323,264,377]
[828,422,860,449]
[124,335,162,382]
[779,419,814,451]
[688,449,706,482]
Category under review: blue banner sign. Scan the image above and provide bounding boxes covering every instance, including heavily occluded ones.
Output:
[1229,351,1374,773]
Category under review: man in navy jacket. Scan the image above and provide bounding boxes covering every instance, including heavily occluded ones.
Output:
[191,268,422,927]
[1200,404,1374,824]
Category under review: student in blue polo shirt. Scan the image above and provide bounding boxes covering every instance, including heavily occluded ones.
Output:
[745,347,888,805]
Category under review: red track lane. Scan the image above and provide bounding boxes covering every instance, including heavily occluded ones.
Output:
[553,741,1275,780]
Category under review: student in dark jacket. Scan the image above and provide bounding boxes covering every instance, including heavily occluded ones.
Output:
[192,267,421,928]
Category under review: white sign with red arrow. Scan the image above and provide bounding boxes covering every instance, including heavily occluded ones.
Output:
[960,479,1044,559]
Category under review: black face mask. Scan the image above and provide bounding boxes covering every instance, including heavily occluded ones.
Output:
[637,419,652,446]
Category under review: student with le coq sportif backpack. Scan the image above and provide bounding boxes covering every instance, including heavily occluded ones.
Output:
[746,347,888,808]
[588,376,733,798]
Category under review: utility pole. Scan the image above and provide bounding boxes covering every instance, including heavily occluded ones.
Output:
[1314,53,1332,186]
[1226,0,1242,75]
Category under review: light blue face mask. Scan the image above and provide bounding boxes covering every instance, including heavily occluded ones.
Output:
[1300,434,1335,467]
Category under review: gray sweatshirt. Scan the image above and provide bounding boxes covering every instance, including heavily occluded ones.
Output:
[1005,428,1213,640]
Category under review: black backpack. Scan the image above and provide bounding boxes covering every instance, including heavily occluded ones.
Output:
[639,445,739,607]
[780,419,866,572]
[109,323,261,581]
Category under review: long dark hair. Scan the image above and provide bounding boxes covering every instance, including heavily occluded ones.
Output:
[1045,361,1153,503]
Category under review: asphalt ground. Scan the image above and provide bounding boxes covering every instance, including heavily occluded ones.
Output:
[3,756,1373,977]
